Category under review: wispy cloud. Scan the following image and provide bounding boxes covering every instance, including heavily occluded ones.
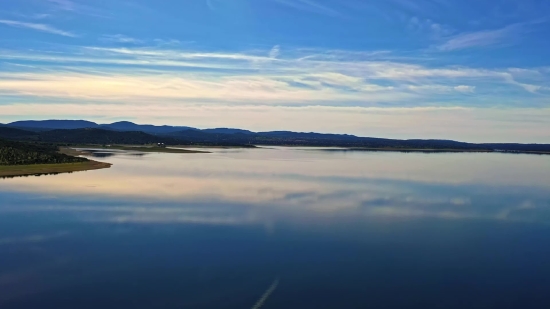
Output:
[47,0,78,11]
[0,45,547,105]
[272,0,343,17]
[438,24,522,51]
[269,45,281,58]
[454,85,475,93]
[0,19,76,37]
[408,17,453,38]
[100,34,142,44]
[46,0,108,18]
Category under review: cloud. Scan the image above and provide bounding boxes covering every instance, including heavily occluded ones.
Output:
[0,45,548,108]
[501,73,549,93]
[454,85,475,93]
[438,24,522,51]
[272,0,343,17]
[101,34,142,44]
[46,0,108,18]
[0,71,415,104]
[0,19,76,37]
[408,17,453,38]
[269,45,281,58]
[47,0,78,11]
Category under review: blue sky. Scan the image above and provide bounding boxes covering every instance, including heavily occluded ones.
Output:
[0,0,549,142]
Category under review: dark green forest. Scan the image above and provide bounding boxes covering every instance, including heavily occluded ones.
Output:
[0,139,87,166]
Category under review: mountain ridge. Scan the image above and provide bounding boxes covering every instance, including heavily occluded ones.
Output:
[2,120,549,152]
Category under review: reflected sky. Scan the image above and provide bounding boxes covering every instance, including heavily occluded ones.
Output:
[1,148,550,224]
[1,148,550,308]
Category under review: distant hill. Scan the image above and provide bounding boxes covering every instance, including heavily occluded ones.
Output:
[101,121,195,134]
[0,127,179,145]
[5,120,196,135]
[0,138,87,165]
[481,143,550,152]
[8,120,99,130]
[167,130,256,145]
[2,119,550,153]
[0,126,39,140]
[167,129,471,148]
[202,128,254,135]
[38,128,179,145]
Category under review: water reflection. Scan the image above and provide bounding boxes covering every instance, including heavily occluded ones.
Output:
[2,148,550,308]
[1,148,549,225]
[78,149,147,158]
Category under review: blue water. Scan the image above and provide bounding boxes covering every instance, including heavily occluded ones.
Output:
[1,148,550,308]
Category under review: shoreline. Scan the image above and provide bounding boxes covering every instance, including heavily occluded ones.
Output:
[319,147,550,155]
[171,145,258,149]
[0,160,112,178]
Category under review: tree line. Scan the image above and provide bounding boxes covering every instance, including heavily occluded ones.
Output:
[0,139,87,166]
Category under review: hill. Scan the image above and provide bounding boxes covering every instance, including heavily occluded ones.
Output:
[8,120,98,130]
[5,120,195,135]
[202,128,254,135]
[0,127,183,145]
[2,121,550,153]
[101,121,194,134]
[167,130,485,149]
[0,126,40,140]
[37,128,179,145]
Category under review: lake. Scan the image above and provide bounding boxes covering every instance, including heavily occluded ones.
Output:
[1,147,550,308]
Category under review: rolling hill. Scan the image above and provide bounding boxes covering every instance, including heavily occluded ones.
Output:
[8,120,99,130]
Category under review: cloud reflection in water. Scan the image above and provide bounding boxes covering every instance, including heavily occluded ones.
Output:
[0,148,549,225]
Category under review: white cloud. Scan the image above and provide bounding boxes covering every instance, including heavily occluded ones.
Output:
[0,71,414,103]
[408,17,453,38]
[0,45,548,106]
[47,0,77,11]
[454,85,475,92]
[46,0,108,18]
[0,44,548,143]
[269,45,281,58]
[0,19,76,37]
[438,24,521,51]
[101,34,143,44]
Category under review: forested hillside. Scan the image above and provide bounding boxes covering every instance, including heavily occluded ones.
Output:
[38,128,179,145]
[1,124,550,153]
[0,139,87,165]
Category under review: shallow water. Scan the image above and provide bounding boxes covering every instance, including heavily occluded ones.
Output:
[1,147,550,308]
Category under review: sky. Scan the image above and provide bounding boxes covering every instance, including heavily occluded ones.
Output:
[0,0,549,142]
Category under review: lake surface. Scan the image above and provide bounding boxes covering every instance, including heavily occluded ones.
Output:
[1,147,550,308]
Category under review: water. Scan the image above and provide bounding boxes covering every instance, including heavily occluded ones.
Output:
[1,147,550,308]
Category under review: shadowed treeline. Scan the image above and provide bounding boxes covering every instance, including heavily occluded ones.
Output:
[0,139,87,166]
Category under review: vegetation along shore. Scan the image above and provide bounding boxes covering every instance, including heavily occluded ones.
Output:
[0,139,111,177]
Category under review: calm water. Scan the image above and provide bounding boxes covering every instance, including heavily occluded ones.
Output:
[1,147,550,308]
